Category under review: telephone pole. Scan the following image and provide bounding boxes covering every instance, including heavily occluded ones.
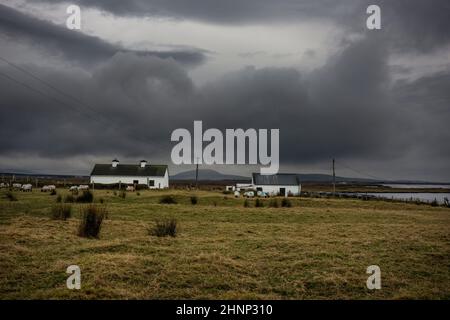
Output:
[195,157,199,189]
[332,158,336,196]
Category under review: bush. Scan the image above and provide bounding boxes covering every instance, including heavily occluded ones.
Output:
[51,204,72,220]
[149,218,177,237]
[76,190,94,203]
[136,192,140,196]
[255,198,264,207]
[56,194,62,203]
[159,195,177,204]
[223,190,233,195]
[243,199,250,207]
[99,198,105,204]
[190,196,198,205]
[64,194,75,203]
[431,198,439,207]
[118,191,126,199]
[269,198,279,208]
[281,198,292,207]
[78,205,108,238]
[50,189,57,195]
[5,191,17,201]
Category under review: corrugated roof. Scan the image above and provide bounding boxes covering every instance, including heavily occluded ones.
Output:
[252,173,300,186]
[91,164,167,177]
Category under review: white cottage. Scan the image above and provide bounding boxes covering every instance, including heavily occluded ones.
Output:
[251,173,301,196]
[90,159,169,189]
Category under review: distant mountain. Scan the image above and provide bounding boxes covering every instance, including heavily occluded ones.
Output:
[170,169,250,181]
[296,174,379,183]
[170,169,379,183]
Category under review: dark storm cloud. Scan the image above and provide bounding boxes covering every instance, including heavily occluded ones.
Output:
[0,4,208,67]
[35,0,354,24]
[0,1,449,179]
[0,52,195,158]
[34,0,450,53]
[194,37,400,163]
[2,36,447,173]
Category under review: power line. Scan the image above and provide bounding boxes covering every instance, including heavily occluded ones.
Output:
[0,56,108,121]
[334,159,388,181]
[0,70,106,125]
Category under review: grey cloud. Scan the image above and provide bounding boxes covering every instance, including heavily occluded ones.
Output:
[33,0,450,53]
[1,1,449,180]
[0,4,208,67]
[2,36,448,179]
[0,52,195,159]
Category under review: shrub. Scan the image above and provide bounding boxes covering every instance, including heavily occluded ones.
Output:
[119,191,126,199]
[113,190,117,196]
[64,194,75,203]
[269,198,279,208]
[223,190,233,195]
[255,198,264,207]
[243,199,250,207]
[190,196,198,205]
[159,195,177,204]
[149,218,177,237]
[56,194,62,203]
[5,191,17,201]
[99,198,105,204]
[51,204,72,220]
[76,190,94,203]
[50,189,57,195]
[136,192,140,196]
[431,198,439,207]
[78,205,108,238]
[281,198,292,207]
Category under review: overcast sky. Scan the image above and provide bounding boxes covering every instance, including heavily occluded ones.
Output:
[0,0,449,181]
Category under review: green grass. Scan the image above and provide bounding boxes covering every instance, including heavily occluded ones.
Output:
[0,188,449,299]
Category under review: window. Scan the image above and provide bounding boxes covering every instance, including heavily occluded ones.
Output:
[133,180,139,185]
[149,180,155,187]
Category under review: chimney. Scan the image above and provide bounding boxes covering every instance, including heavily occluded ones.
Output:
[140,160,147,168]
[112,159,119,168]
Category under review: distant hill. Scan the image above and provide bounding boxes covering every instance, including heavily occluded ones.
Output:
[170,169,379,183]
[171,169,250,181]
[296,173,379,183]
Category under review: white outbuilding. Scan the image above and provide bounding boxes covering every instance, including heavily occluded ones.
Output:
[251,173,301,197]
[90,159,169,189]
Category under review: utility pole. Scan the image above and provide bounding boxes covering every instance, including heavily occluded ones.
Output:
[195,157,199,189]
[332,158,336,196]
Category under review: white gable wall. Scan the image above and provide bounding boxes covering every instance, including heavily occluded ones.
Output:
[90,170,169,189]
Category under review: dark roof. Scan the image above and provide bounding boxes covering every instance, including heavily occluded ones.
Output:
[91,164,167,177]
[252,173,300,186]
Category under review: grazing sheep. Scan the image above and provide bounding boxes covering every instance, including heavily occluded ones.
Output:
[21,184,32,192]
[41,185,50,192]
[78,185,89,190]
[12,183,22,190]
[69,186,78,191]
[126,185,135,192]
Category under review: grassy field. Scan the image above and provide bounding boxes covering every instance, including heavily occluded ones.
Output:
[0,188,449,299]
